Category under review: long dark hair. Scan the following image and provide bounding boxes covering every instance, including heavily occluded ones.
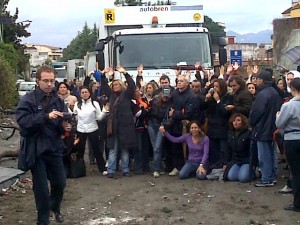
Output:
[214,79,228,97]
[77,86,96,110]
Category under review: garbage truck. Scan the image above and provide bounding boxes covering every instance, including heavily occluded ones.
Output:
[96,5,227,85]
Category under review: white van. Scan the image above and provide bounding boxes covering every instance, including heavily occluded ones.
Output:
[18,81,36,99]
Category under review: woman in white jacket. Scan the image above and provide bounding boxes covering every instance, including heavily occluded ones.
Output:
[74,86,108,172]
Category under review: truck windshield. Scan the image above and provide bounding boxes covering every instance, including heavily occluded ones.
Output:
[55,69,67,78]
[115,32,212,69]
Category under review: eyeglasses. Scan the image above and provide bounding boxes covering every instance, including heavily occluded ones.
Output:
[40,79,55,84]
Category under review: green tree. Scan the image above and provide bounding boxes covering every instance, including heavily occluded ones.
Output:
[0,44,18,107]
[1,0,31,74]
[62,22,97,60]
[204,15,226,46]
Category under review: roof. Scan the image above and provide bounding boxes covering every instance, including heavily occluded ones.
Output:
[25,44,63,50]
[282,3,300,15]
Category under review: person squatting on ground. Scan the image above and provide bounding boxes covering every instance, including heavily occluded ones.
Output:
[276,77,300,212]
[159,121,209,180]
[165,74,197,176]
[223,113,252,183]
[16,65,71,225]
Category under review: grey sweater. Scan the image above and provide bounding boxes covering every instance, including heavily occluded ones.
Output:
[276,96,300,140]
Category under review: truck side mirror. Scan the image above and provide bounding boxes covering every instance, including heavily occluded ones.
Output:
[96,52,105,71]
[218,37,227,65]
[95,42,105,51]
[218,37,227,47]
[219,48,227,66]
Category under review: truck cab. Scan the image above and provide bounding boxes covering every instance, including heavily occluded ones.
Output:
[96,5,226,85]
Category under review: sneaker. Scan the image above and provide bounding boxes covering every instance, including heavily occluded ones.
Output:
[102,171,108,176]
[153,172,160,178]
[168,168,179,176]
[278,185,293,194]
[255,181,275,187]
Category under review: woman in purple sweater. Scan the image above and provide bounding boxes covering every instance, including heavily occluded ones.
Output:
[159,121,209,180]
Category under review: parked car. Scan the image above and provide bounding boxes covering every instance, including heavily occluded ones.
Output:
[18,81,36,99]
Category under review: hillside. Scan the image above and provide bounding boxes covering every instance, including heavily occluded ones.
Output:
[226,30,272,44]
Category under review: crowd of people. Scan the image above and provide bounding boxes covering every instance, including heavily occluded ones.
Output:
[16,64,300,224]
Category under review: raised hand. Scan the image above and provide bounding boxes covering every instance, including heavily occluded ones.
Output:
[226,64,233,73]
[116,66,126,74]
[195,61,201,70]
[137,64,144,76]
[219,65,225,76]
[233,61,239,70]
[175,67,182,77]
[252,65,259,74]
[246,65,252,76]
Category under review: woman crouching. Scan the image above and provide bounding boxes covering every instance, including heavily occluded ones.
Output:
[159,121,209,180]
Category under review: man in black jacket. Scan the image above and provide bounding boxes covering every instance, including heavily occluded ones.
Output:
[166,75,197,175]
[226,76,253,117]
[16,66,71,224]
[249,70,282,187]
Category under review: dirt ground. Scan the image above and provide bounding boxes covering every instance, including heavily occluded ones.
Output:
[1,133,300,225]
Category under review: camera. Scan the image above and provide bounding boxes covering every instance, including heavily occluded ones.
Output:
[62,112,77,123]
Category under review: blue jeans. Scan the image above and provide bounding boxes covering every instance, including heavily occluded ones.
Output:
[257,141,276,182]
[227,164,251,183]
[179,162,206,180]
[147,120,164,172]
[107,139,129,174]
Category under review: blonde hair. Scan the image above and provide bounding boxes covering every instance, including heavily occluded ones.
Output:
[112,79,126,91]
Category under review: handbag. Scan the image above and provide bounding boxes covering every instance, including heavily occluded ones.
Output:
[18,134,38,171]
[107,96,120,137]
[68,158,86,178]
[107,114,113,137]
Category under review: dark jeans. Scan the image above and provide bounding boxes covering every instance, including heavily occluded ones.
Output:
[77,130,106,172]
[284,140,300,208]
[209,138,227,170]
[31,152,66,225]
[134,130,150,172]
[166,132,184,171]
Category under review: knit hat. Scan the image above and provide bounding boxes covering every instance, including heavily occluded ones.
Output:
[256,70,272,82]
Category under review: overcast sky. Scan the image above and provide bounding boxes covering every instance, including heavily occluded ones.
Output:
[6,0,292,48]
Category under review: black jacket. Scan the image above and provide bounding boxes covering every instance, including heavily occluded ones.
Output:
[232,88,253,117]
[249,83,282,141]
[106,73,137,149]
[16,87,66,156]
[204,93,233,139]
[170,86,197,134]
[225,128,251,165]
[148,95,173,124]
